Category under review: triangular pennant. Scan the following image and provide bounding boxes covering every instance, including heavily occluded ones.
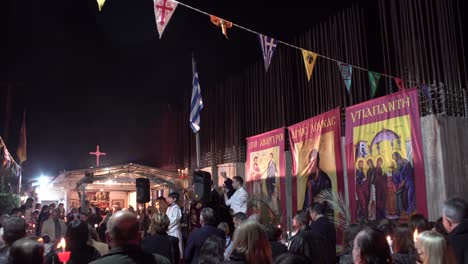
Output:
[210,15,233,39]
[420,84,433,112]
[395,77,406,91]
[338,62,353,93]
[368,71,382,98]
[96,0,106,11]
[301,49,318,82]
[258,34,278,72]
[154,0,178,39]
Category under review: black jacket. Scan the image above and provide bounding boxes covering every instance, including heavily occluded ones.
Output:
[184,224,226,264]
[288,226,331,264]
[89,245,170,264]
[222,250,248,264]
[269,241,287,260]
[142,234,180,264]
[392,252,417,264]
[310,216,336,254]
[449,219,468,264]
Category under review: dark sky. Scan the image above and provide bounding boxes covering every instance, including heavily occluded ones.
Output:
[0,0,358,179]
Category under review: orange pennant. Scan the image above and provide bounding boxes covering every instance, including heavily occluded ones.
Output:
[210,15,232,39]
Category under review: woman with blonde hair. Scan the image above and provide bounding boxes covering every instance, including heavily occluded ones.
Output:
[225,220,272,264]
[416,230,455,264]
[141,212,179,264]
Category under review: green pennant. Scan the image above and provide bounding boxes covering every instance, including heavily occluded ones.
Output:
[368,71,382,98]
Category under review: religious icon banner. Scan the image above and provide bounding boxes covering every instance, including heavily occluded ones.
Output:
[287,108,344,216]
[246,127,286,226]
[345,88,427,223]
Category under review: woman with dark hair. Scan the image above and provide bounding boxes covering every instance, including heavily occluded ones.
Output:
[36,205,49,235]
[273,253,310,264]
[392,224,416,264]
[224,220,272,264]
[199,235,226,264]
[8,237,44,264]
[142,212,179,264]
[340,224,362,264]
[433,217,448,237]
[409,214,430,234]
[352,227,392,264]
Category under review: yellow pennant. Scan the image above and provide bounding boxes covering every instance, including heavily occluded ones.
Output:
[301,49,318,82]
[97,0,106,11]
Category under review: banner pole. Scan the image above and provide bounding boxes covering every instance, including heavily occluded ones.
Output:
[195,132,201,170]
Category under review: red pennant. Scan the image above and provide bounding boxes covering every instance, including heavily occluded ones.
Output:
[395,78,406,91]
[210,15,233,39]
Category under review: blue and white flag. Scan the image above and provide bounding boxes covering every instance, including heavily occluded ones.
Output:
[190,57,204,133]
[258,34,278,72]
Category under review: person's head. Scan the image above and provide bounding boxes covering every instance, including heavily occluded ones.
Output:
[293,210,310,229]
[377,219,395,237]
[24,198,34,207]
[2,216,27,246]
[58,203,64,209]
[254,156,258,163]
[35,203,41,210]
[106,210,140,247]
[217,222,230,236]
[409,214,430,233]
[167,192,180,206]
[394,224,414,254]
[416,230,455,264]
[308,149,320,171]
[343,224,362,251]
[48,203,56,210]
[376,158,383,167]
[65,220,90,250]
[358,160,364,170]
[352,227,392,264]
[51,208,61,221]
[149,212,170,235]
[270,153,274,159]
[10,208,23,218]
[232,176,244,190]
[433,217,448,236]
[231,220,272,264]
[199,235,226,264]
[273,253,310,264]
[80,212,88,222]
[366,158,374,168]
[392,152,401,162]
[309,202,324,221]
[200,207,217,226]
[8,237,44,264]
[233,212,248,229]
[442,197,468,233]
[264,224,282,242]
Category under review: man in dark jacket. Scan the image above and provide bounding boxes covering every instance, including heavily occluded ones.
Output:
[184,207,226,264]
[89,210,169,264]
[309,202,336,260]
[442,197,468,264]
[289,210,331,264]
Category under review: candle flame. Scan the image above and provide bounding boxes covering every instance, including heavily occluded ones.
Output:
[386,235,392,243]
[57,238,66,250]
[413,229,419,243]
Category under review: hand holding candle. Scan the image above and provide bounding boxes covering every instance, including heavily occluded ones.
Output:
[57,238,71,263]
[413,229,419,244]
[386,236,393,254]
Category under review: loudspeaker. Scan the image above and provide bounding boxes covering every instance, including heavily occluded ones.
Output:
[193,171,211,203]
[136,178,150,203]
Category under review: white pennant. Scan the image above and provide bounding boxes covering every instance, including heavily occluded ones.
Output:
[154,0,178,38]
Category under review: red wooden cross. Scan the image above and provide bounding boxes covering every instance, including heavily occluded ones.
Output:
[89,145,106,167]
[155,0,173,26]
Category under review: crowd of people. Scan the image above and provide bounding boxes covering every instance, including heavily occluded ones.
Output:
[0,174,467,264]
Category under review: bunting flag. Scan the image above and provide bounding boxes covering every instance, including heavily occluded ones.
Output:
[420,84,433,111]
[154,0,178,38]
[96,0,106,11]
[395,77,406,91]
[301,49,318,82]
[368,71,382,98]
[17,111,27,164]
[190,57,204,133]
[210,16,233,39]
[258,34,278,72]
[338,62,353,93]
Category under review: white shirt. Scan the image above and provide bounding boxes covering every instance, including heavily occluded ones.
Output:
[225,187,248,214]
[166,203,182,238]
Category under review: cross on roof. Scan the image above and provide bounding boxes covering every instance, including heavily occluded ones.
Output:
[89,145,106,167]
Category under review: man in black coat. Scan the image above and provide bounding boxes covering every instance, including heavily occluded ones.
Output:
[184,207,226,264]
[442,197,468,264]
[288,210,331,264]
[309,202,336,261]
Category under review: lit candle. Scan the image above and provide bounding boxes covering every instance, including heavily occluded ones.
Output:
[94,224,98,228]
[386,236,393,254]
[413,229,419,244]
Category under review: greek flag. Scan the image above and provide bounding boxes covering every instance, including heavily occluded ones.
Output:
[258,34,278,72]
[190,57,203,133]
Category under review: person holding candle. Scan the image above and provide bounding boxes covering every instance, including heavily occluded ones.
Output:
[8,236,44,264]
[41,209,67,244]
[352,227,392,264]
[392,224,417,264]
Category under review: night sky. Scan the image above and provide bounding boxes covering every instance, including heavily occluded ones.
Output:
[1,0,358,179]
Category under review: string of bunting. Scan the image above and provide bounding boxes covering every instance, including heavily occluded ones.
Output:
[145,0,438,100]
